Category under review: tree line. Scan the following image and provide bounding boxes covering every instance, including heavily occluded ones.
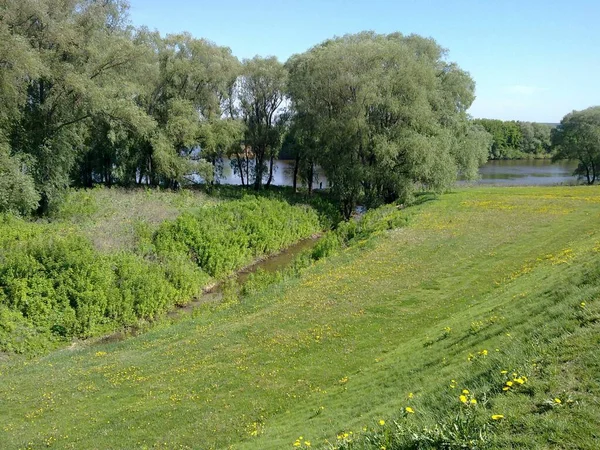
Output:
[472,119,554,160]
[1,1,597,219]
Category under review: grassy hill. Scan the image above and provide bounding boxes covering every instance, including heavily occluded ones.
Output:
[1,186,599,449]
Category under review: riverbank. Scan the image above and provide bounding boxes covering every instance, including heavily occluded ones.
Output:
[0,187,333,355]
[2,186,599,449]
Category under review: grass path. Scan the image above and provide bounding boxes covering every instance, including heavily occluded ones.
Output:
[1,186,600,449]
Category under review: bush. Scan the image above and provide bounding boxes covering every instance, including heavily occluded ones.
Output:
[154,196,322,278]
[0,145,39,216]
[0,219,211,352]
[0,195,323,353]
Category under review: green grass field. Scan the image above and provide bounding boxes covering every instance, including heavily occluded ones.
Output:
[1,186,600,449]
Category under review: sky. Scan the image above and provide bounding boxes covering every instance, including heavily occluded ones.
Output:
[128,0,600,123]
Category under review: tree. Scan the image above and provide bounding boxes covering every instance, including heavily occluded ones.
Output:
[3,0,151,210]
[473,119,523,159]
[552,106,600,185]
[238,56,287,190]
[519,121,552,156]
[0,141,39,215]
[287,32,488,218]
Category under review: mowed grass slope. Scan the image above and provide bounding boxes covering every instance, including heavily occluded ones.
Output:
[1,186,600,449]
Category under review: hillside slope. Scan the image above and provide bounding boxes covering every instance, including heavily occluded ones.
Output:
[1,186,599,449]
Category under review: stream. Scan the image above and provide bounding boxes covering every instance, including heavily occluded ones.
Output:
[95,235,322,344]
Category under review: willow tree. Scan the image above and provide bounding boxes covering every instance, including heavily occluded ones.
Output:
[238,56,287,190]
[2,0,150,210]
[100,30,241,188]
[287,32,489,217]
[552,106,600,185]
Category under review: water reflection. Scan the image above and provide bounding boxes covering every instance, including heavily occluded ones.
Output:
[213,158,580,187]
[473,159,579,185]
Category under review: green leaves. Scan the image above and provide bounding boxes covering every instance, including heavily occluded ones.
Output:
[552,106,600,184]
[287,32,487,216]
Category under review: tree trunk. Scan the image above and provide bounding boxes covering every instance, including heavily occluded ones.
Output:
[254,151,264,190]
[266,155,274,188]
[307,162,314,195]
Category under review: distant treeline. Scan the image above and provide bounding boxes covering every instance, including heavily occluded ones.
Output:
[472,119,554,160]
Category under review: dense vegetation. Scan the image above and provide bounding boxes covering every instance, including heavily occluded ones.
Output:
[0,190,323,354]
[1,1,493,218]
[1,186,599,448]
[472,119,553,159]
[552,106,600,184]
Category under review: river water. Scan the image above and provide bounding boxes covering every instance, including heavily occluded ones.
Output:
[216,158,580,187]
[472,159,579,185]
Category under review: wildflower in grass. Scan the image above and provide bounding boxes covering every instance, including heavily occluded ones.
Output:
[554,398,562,404]
[405,406,415,414]
[408,392,414,399]
[379,419,385,426]
[491,414,504,420]
[462,389,469,394]
[580,302,586,308]
[305,441,311,447]
[470,398,477,405]
[500,370,508,374]
[459,395,468,404]
[450,379,457,389]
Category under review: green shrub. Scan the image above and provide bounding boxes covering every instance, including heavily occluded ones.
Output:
[0,145,40,216]
[154,196,321,278]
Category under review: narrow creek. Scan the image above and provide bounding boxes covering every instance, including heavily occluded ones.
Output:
[94,235,322,344]
[169,234,322,316]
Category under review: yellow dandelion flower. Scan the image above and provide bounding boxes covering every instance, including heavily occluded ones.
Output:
[502,387,510,391]
[459,395,468,403]
[305,441,311,447]
[554,398,561,404]
[491,414,504,420]
[379,419,385,426]
[293,441,301,447]
[505,381,513,387]
[405,406,415,414]
[408,392,414,399]
[470,398,477,405]
[500,370,508,374]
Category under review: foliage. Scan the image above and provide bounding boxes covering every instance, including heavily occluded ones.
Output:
[0,143,40,215]
[552,106,600,184]
[238,56,288,189]
[154,196,321,277]
[0,192,323,353]
[287,32,490,217]
[0,219,209,352]
[473,119,553,159]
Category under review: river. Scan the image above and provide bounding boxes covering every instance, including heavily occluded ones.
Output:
[216,158,580,187]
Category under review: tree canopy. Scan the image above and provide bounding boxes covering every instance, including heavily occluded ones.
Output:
[552,106,600,185]
[287,32,489,216]
[473,119,553,159]
[0,3,508,218]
